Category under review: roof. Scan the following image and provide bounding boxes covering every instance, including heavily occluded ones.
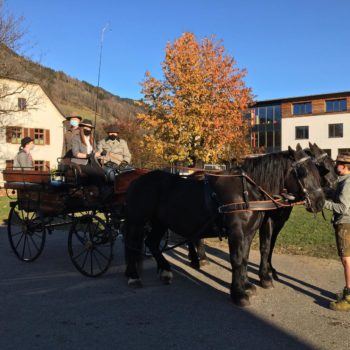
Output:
[0,76,66,119]
[253,91,350,106]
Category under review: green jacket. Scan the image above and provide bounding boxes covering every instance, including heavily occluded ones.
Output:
[324,174,350,224]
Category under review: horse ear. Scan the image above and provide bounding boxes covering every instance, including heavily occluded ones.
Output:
[308,141,313,149]
[288,146,295,157]
[296,143,302,152]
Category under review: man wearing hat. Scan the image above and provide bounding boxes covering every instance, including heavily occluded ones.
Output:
[324,152,350,311]
[97,125,131,166]
[62,115,82,158]
[13,136,34,168]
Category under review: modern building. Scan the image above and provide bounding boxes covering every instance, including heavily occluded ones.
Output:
[248,91,350,157]
[0,78,65,176]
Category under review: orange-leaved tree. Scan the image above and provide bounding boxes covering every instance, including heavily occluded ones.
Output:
[138,32,253,165]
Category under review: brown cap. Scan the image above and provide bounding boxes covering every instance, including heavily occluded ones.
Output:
[336,152,350,164]
[66,115,82,121]
[106,125,119,133]
[79,119,95,128]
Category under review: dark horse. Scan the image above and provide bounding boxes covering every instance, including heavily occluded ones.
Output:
[124,145,325,306]
[257,143,337,288]
[188,143,337,286]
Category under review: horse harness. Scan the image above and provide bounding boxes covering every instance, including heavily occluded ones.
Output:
[204,155,322,215]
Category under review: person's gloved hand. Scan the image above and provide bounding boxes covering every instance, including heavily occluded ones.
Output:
[119,160,129,169]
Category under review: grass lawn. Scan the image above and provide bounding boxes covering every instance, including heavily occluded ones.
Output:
[208,205,338,260]
[0,195,11,224]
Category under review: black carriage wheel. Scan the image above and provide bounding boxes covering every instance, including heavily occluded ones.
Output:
[7,202,46,262]
[68,214,114,277]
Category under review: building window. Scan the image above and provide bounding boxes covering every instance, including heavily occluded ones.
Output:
[329,123,343,138]
[18,98,27,111]
[34,128,45,145]
[338,148,350,155]
[295,126,309,139]
[293,102,312,115]
[34,160,50,171]
[6,126,22,144]
[326,99,347,113]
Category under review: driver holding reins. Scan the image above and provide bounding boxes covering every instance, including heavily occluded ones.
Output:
[97,125,131,168]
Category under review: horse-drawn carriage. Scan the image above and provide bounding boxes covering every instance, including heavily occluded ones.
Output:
[2,162,146,277]
[2,143,336,306]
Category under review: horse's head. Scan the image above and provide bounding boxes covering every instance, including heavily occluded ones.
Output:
[287,144,325,213]
[308,142,337,188]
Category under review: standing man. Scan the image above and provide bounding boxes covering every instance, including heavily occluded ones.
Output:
[98,125,131,166]
[324,153,350,311]
[62,115,82,158]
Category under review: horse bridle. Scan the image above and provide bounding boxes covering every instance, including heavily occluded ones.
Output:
[291,155,323,211]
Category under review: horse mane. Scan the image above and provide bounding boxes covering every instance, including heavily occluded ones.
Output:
[241,152,291,194]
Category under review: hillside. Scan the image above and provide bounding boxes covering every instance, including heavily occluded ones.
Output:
[0,45,144,135]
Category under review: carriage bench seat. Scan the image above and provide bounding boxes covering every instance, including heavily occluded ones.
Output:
[2,169,50,184]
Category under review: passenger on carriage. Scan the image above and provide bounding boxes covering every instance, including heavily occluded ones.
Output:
[97,125,131,169]
[13,137,34,169]
[62,114,82,158]
[70,118,105,180]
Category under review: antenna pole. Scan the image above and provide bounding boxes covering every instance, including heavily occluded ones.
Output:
[94,23,110,138]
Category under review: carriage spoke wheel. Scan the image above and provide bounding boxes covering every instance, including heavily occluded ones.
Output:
[8,202,46,262]
[68,214,113,277]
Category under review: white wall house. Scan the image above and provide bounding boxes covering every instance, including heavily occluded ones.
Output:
[0,78,65,177]
[282,112,350,157]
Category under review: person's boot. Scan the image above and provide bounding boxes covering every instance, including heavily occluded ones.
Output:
[330,287,350,311]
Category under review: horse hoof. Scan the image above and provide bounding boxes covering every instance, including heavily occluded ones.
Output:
[128,278,143,288]
[160,270,173,285]
[232,295,251,307]
[245,283,257,296]
[190,260,200,269]
[199,259,210,267]
[260,279,274,289]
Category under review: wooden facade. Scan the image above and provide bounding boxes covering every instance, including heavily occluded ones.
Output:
[280,93,350,119]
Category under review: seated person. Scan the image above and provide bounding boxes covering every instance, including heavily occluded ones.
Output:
[97,125,131,169]
[71,119,105,183]
[13,137,34,169]
[62,114,82,158]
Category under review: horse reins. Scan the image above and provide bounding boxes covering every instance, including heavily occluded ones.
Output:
[205,155,322,215]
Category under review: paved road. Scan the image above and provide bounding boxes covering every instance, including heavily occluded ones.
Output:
[0,226,349,350]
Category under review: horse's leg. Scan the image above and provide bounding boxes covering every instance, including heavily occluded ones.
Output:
[144,223,173,284]
[267,208,292,281]
[228,228,251,307]
[188,239,209,269]
[196,239,209,266]
[241,228,258,296]
[188,242,200,269]
[259,216,275,289]
[125,221,144,288]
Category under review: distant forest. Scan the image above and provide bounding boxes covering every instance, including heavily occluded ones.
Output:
[0,45,144,138]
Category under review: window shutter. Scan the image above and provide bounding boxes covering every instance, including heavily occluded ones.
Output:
[6,160,14,169]
[23,128,29,137]
[45,129,50,145]
[6,127,12,143]
[29,128,35,139]
[45,161,50,170]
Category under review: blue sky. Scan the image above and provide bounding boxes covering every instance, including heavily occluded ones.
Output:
[5,0,350,100]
